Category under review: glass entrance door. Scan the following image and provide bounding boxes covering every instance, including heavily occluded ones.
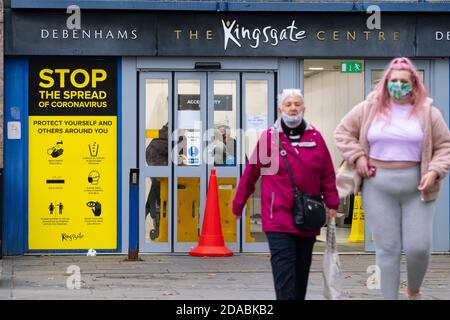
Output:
[139,71,274,253]
[139,73,172,253]
[241,73,275,252]
[205,73,240,253]
[173,73,207,252]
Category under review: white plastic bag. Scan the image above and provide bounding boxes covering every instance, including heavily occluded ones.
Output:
[322,218,343,300]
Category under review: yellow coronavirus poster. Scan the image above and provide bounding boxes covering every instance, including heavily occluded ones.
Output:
[28,58,117,250]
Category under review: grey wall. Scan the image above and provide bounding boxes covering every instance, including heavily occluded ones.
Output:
[121,57,137,253]
[430,58,450,252]
[277,58,302,95]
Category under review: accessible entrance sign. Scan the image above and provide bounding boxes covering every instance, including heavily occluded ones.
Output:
[28,58,117,250]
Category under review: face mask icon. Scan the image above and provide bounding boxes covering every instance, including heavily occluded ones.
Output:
[88,171,100,185]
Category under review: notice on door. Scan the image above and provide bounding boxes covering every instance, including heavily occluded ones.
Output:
[28,58,117,250]
[185,130,201,166]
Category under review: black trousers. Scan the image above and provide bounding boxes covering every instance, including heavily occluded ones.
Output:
[266,232,316,300]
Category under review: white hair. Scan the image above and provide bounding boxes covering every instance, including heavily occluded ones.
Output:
[277,88,303,108]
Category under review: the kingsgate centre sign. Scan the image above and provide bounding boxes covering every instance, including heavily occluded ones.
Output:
[220,19,306,50]
[5,10,450,57]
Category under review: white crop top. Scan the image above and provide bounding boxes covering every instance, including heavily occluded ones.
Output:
[367,102,424,162]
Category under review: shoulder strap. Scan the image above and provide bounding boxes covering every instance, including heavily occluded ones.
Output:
[278,134,299,192]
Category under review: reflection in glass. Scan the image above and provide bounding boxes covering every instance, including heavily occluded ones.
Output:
[146,80,169,166]
[245,80,268,243]
[177,80,201,166]
[145,177,169,243]
[245,80,268,159]
[213,80,237,166]
[177,177,200,242]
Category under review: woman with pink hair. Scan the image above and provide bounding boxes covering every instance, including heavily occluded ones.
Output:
[335,57,450,300]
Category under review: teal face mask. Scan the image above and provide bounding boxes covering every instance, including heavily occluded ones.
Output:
[387,81,412,100]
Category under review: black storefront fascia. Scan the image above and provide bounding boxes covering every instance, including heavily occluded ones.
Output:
[5,10,450,58]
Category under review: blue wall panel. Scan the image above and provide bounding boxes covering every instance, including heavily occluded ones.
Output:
[3,58,28,255]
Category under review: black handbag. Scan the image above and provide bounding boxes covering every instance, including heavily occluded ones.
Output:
[279,136,327,231]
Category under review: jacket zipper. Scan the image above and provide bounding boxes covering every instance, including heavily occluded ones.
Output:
[270,192,275,219]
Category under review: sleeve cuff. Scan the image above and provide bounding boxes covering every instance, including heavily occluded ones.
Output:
[232,201,245,216]
[428,166,444,180]
[349,151,365,165]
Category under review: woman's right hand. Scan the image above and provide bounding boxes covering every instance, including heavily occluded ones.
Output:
[356,156,371,178]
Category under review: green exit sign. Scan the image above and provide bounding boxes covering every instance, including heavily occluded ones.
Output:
[340,61,363,73]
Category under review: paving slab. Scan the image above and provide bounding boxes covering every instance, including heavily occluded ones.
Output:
[0,254,449,300]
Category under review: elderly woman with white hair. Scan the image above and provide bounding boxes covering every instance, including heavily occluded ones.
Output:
[233,88,339,300]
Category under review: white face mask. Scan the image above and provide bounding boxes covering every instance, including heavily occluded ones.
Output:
[281,112,303,128]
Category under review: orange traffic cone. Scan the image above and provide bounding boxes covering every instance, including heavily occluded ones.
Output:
[189,169,233,257]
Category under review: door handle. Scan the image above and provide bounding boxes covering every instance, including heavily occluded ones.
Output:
[192,200,196,218]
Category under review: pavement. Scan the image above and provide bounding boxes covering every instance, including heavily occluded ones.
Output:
[0,253,449,300]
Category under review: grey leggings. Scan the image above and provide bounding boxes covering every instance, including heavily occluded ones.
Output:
[361,165,436,300]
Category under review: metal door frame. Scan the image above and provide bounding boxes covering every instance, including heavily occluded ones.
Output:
[139,72,173,253]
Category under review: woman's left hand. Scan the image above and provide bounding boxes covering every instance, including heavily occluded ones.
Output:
[418,170,439,192]
[328,209,337,220]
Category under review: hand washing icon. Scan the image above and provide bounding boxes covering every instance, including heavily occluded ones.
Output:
[89,142,99,157]
[47,141,63,158]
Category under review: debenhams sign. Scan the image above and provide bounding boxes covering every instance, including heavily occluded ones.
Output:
[40,29,138,40]
[5,10,450,57]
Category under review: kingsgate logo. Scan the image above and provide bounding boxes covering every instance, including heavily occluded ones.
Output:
[221,19,306,50]
[61,232,84,242]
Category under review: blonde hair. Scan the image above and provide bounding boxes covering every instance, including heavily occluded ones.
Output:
[277,89,303,108]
